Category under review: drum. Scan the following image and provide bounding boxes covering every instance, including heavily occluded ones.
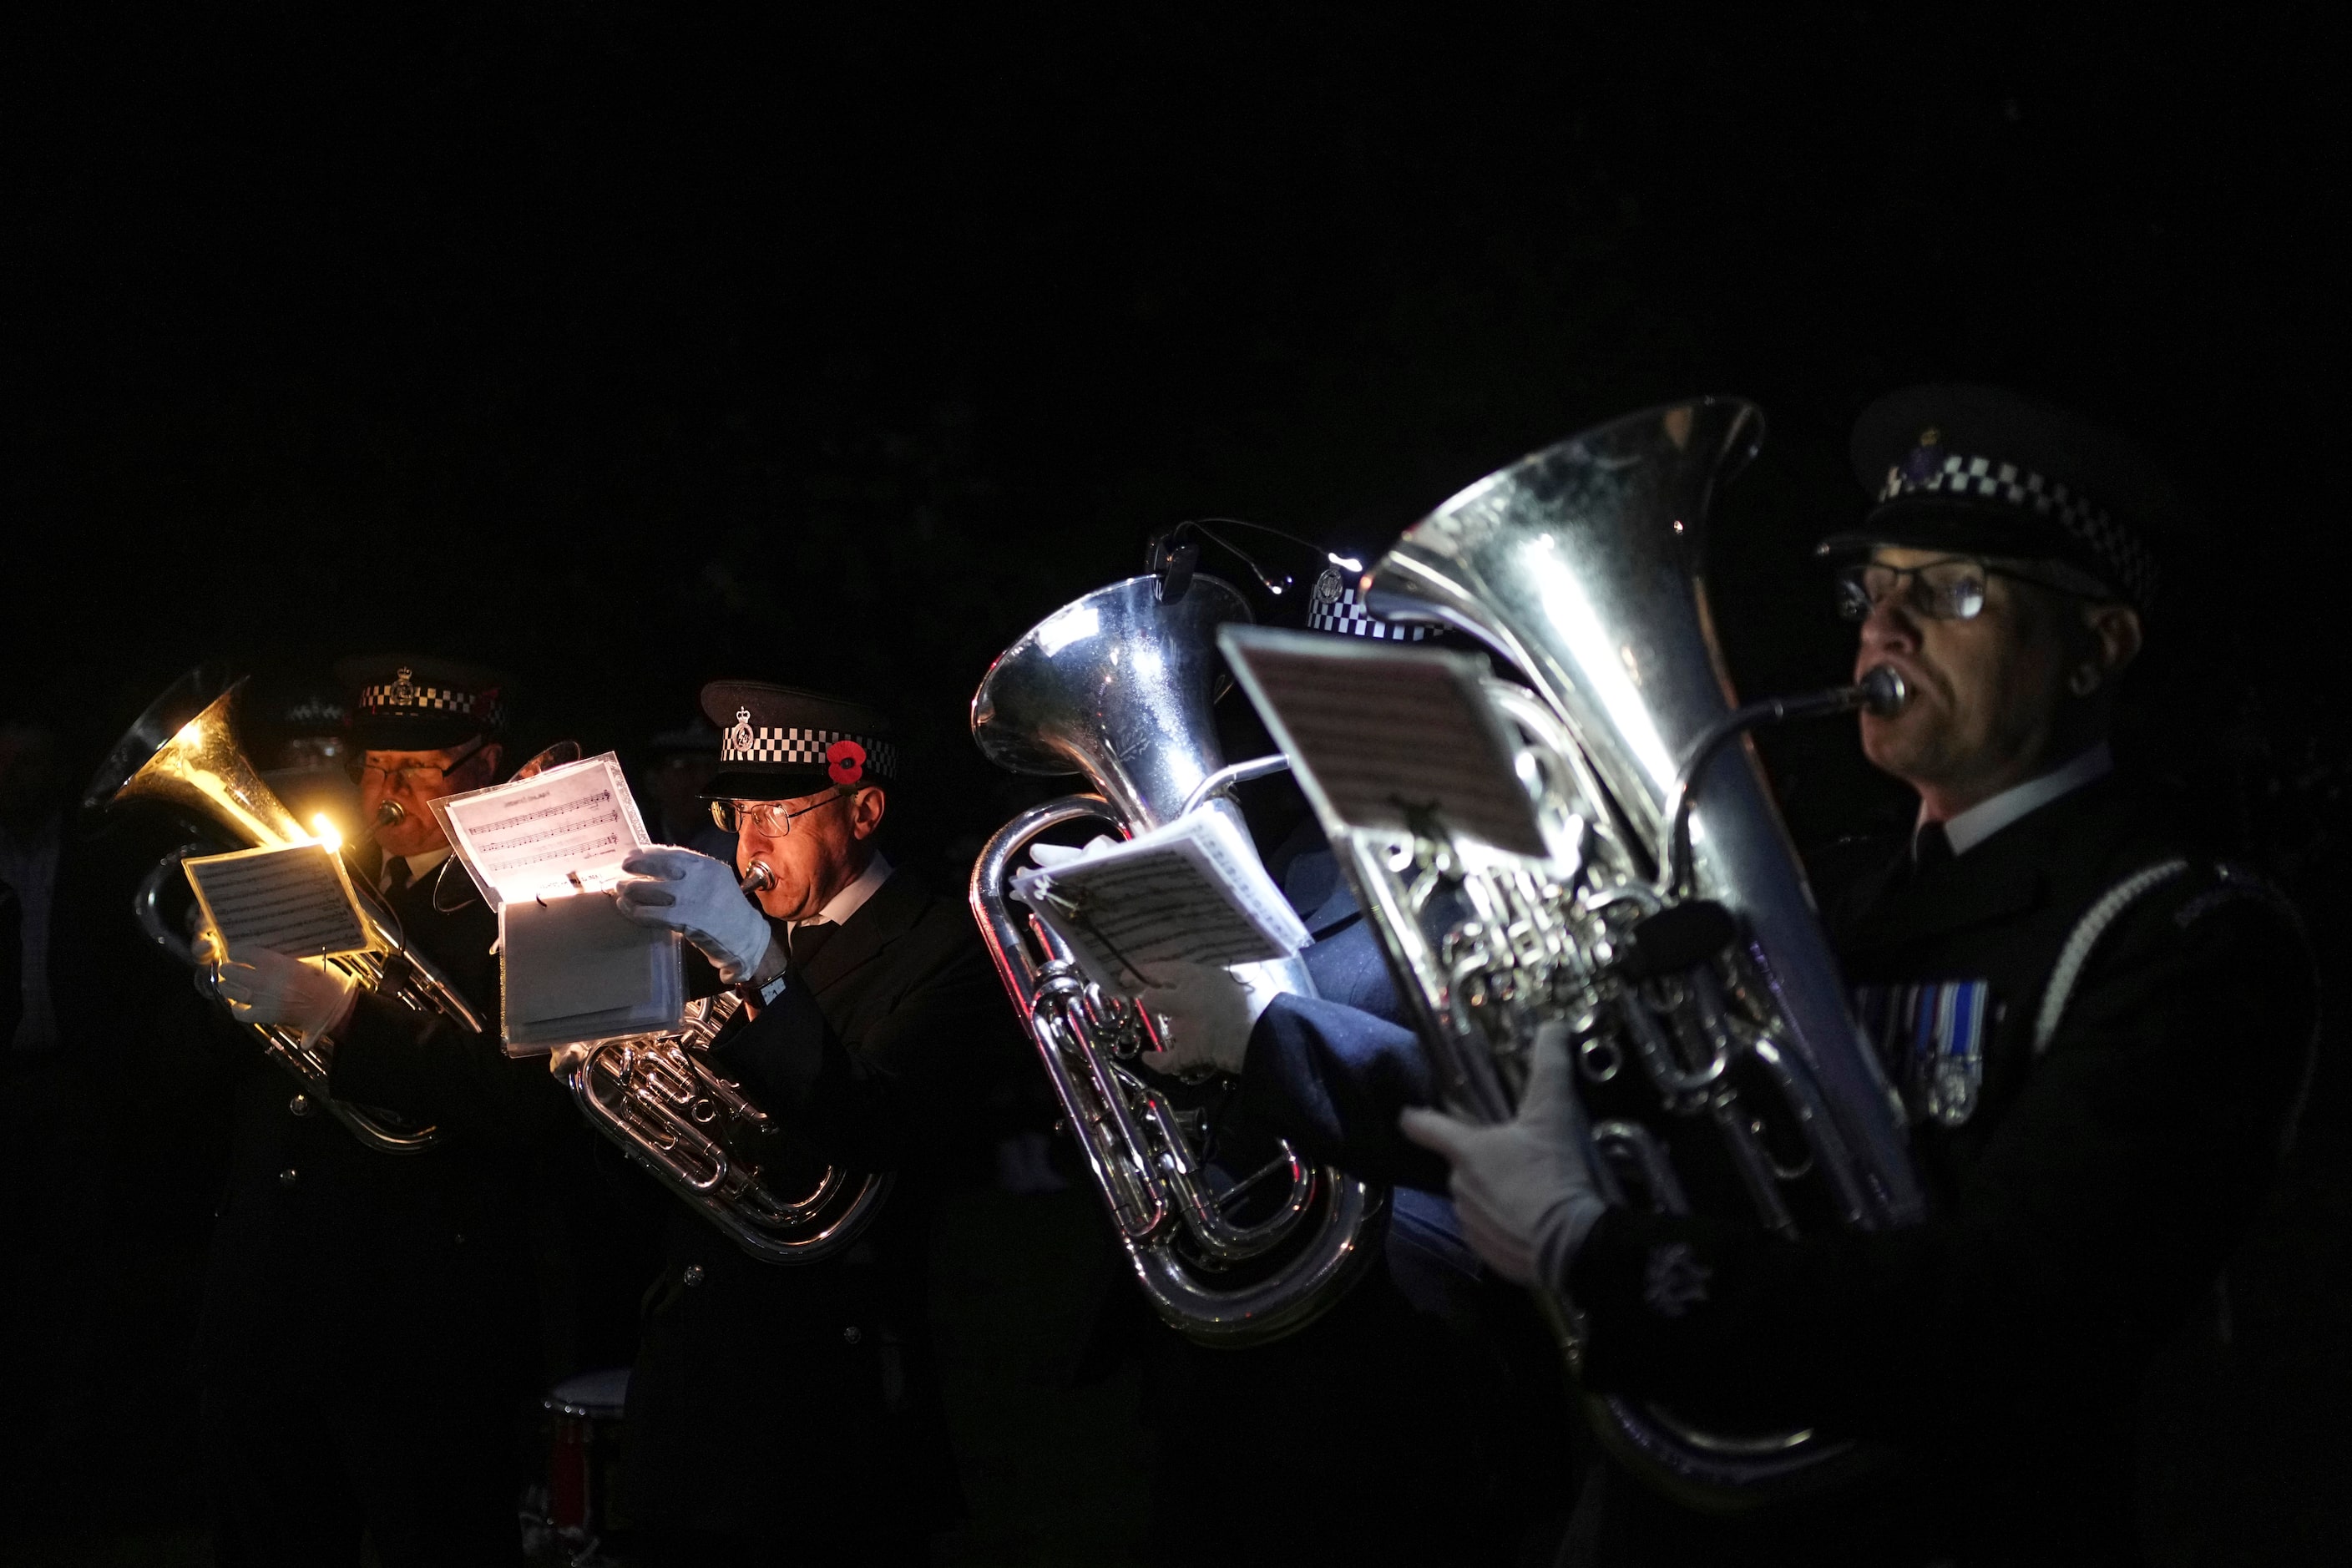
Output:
[540,1365,631,1559]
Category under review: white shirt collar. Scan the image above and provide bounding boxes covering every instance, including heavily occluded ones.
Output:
[383,845,453,893]
[1932,742,2114,857]
[797,851,892,929]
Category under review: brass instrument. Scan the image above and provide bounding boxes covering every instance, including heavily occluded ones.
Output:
[566,862,896,1264]
[969,574,1387,1346]
[1230,399,1925,1504]
[89,667,488,1155]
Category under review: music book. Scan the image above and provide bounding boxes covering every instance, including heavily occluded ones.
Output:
[1009,807,1310,992]
[427,752,682,1055]
[1218,625,1552,860]
[184,841,370,961]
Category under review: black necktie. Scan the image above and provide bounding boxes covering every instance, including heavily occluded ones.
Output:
[789,920,836,972]
[384,856,412,895]
[1913,822,1954,871]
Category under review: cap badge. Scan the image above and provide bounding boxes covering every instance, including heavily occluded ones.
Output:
[826,738,867,787]
[1313,567,1344,605]
[726,707,754,756]
[390,667,417,705]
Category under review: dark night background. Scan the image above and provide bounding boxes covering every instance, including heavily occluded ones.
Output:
[3,4,2344,1563]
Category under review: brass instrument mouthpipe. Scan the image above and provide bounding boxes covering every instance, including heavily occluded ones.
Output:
[741,860,776,895]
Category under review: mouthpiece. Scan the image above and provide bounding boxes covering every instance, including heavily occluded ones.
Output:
[1857,665,1909,716]
[741,861,776,895]
[376,799,407,827]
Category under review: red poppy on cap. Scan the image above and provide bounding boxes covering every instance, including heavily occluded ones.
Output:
[826,738,867,787]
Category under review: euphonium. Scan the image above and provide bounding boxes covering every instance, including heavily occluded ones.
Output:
[89,667,487,1155]
[1248,399,1926,1503]
[969,574,1386,1346]
[566,859,895,1265]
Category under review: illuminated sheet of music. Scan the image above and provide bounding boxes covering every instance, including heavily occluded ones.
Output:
[184,841,370,960]
[429,753,679,1055]
[1009,808,1310,992]
[1219,625,1551,859]
[430,751,653,909]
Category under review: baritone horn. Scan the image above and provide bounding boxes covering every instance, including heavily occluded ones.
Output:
[89,666,486,1154]
[566,860,897,1264]
[969,574,1386,1347]
[1227,399,1925,1505]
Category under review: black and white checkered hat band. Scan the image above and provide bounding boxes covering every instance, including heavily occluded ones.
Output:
[357,681,502,726]
[1879,450,2157,609]
[723,726,898,776]
[1306,584,1431,641]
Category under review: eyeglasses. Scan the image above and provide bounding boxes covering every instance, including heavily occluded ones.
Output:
[710,792,844,837]
[356,735,488,792]
[1834,557,2092,623]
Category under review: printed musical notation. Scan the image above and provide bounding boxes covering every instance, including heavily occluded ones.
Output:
[431,753,653,908]
[185,842,369,960]
[1010,809,1308,990]
[1222,627,1551,859]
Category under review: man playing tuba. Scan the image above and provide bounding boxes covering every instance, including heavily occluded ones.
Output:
[1403,387,2318,1565]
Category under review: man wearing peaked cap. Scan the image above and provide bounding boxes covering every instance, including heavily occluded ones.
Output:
[609,679,1016,1565]
[1401,387,2314,1565]
[190,652,550,1566]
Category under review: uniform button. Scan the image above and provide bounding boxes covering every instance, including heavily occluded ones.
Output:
[278,1168,299,1187]
[842,1325,862,1345]
[288,1094,311,1116]
[682,1264,705,1287]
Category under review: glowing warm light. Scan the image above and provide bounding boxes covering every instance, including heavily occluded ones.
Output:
[311,814,344,852]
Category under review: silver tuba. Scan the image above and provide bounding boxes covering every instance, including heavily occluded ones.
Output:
[969,574,1387,1345]
[89,667,487,1154]
[1232,399,1925,1504]
[565,860,895,1265]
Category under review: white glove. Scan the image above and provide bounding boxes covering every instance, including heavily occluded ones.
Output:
[614,847,776,982]
[1136,959,1281,1078]
[211,946,361,1045]
[1028,835,1117,869]
[1398,1023,1606,1288]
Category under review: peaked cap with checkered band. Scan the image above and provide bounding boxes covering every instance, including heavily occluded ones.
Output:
[1818,384,2188,615]
[334,655,508,751]
[699,680,898,800]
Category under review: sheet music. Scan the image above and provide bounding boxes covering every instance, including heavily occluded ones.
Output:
[1220,626,1552,859]
[430,752,653,909]
[500,891,684,1054]
[184,842,369,960]
[1010,808,1308,991]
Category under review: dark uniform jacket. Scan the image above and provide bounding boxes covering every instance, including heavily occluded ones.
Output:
[1564,776,2316,1565]
[198,855,543,1563]
[624,865,1007,1541]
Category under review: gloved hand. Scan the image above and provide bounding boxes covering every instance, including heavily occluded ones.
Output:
[1136,959,1279,1079]
[210,945,361,1045]
[614,847,776,982]
[1028,834,1117,869]
[1399,1023,1606,1288]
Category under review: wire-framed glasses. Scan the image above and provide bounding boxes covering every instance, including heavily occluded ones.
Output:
[710,793,842,837]
[1834,556,2093,623]
[355,734,489,792]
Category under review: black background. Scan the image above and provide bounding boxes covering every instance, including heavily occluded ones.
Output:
[3,3,2344,1559]
[7,4,2338,855]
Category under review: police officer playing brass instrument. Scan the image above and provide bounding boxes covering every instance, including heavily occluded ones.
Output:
[191,656,543,1566]
[1402,387,2319,1565]
[609,682,1010,1567]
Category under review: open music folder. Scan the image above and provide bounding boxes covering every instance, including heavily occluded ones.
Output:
[1217,625,1554,860]
[428,751,683,1055]
[1008,807,1309,992]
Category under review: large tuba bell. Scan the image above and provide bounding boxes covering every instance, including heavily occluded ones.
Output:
[1235,399,1925,1504]
[564,859,895,1265]
[89,667,488,1154]
[969,575,1387,1345]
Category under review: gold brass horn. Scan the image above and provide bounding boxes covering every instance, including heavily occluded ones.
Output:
[89,668,487,1155]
